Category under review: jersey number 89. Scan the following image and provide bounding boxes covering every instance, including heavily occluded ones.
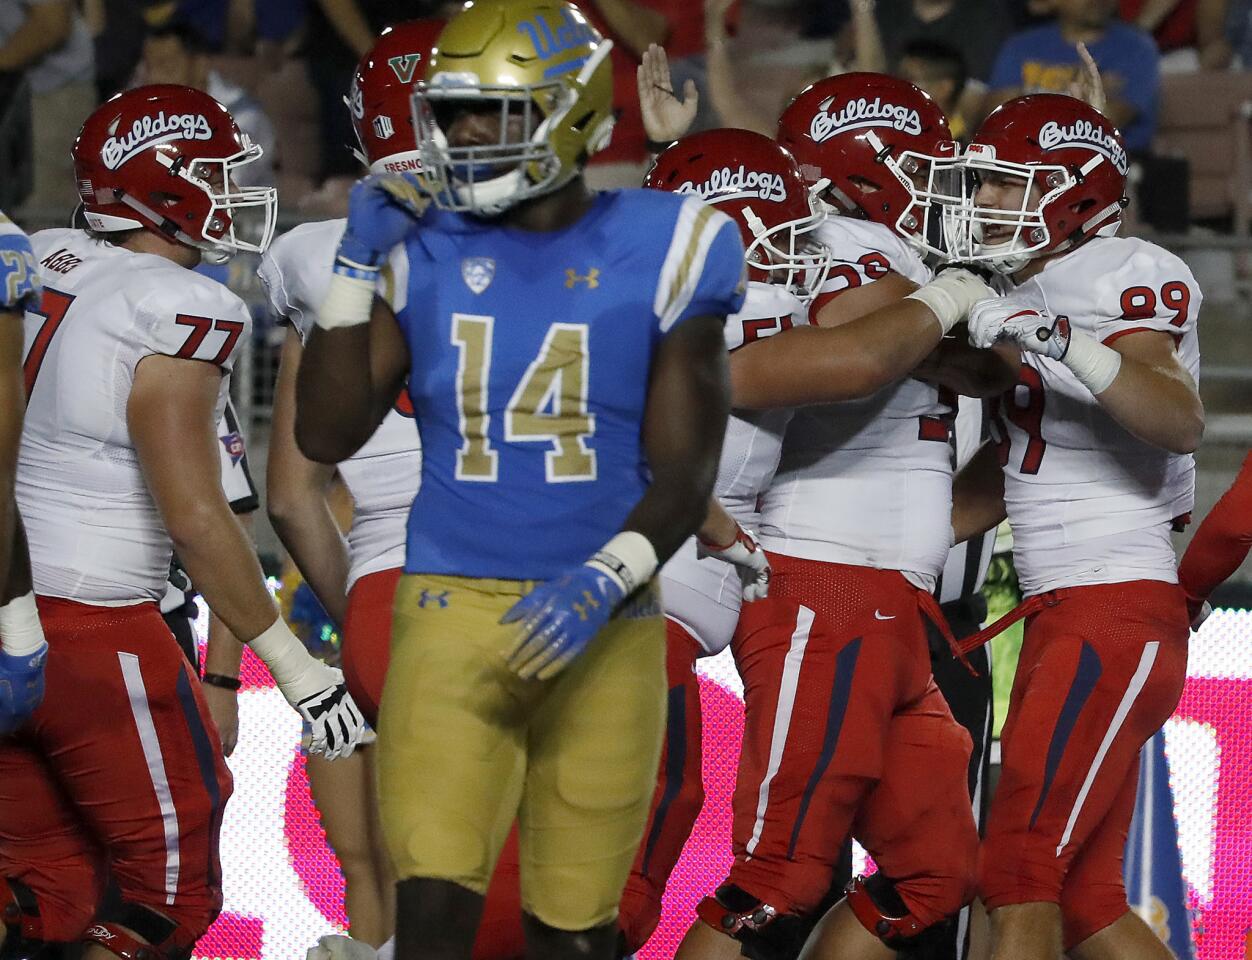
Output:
[451,313,596,484]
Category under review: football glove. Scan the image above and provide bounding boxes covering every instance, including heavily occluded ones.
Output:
[0,641,48,735]
[250,619,367,759]
[307,935,379,960]
[968,301,1070,359]
[698,525,771,602]
[292,667,366,761]
[337,173,429,268]
[502,565,626,681]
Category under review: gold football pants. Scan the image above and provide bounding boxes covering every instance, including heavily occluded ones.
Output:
[377,573,666,930]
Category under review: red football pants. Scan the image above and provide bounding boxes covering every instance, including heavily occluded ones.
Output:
[0,598,233,943]
[618,620,705,953]
[341,568,402,727]
[722,555,978,926]
[980,580,1189,949]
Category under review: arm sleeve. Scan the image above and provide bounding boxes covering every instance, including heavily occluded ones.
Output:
[654,200,747,333]
[135,282,253,374]
[1095,247,1202,344]
[1178,452,1252,611]
[216,399,260,514]
[0,222,40,310]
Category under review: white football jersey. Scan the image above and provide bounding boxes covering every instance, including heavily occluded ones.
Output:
[258,219,422,588]
[759,216,955,589]
[19,229,250,604]
[660,281,806,654]
[990,236,1202,595]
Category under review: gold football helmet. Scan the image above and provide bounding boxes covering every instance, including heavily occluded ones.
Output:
[411,0,614,215]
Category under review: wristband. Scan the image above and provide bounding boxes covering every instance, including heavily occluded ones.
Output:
[202,672,242,691]
[316,267,377,331]
[587,531,659,595]
[0,592,45,657]
[1061,332,1122,394]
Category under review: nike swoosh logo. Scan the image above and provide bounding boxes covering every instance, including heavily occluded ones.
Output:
[873,610,895,620]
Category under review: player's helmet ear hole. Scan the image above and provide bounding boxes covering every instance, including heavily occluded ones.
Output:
[848,174,882,195]
[570,111,592,132]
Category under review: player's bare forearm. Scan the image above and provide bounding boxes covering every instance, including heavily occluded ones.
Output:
[952,439,1006,544]
[0,518,33,606]
[731,300,945,408]
[1097,331,1203,454]
[914,338,1019,398]
[201,512,258,678]
[698,497,740,547]
[268,330,351,624]
[130,356,281,641]
[1179,452,1252,606]
[297,297,408,463]
[627,314,730,563]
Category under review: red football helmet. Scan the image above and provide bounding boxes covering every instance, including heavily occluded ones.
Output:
[646,128,833,302]
[943,94,1128,273]
[777,73,956,256]
[73,85,276,260]
[348,19,444,174]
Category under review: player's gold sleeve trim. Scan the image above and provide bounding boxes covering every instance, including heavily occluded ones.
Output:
[654,198,731,333]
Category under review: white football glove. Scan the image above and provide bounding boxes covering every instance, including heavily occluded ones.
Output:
[697,525,771,602]
[249,619,367,760]
[307,935,379,960]
[967,300,1070,358]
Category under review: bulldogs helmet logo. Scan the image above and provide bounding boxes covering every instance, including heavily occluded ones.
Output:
[676,165,787,203]
[1037,119,1129,174]
[809,96,923,144]
[101,112,214,170]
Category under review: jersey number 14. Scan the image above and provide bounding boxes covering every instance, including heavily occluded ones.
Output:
[451,314,596,484]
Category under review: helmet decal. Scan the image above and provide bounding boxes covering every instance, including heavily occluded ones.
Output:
[676,166,788,203]
[101,112,214,169]
[1037,119,1128,174]
[387,53,423,84]
[809,95,923,142]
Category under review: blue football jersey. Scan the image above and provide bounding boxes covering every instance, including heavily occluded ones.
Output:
[0,213,40,311]
[385,188,746,579]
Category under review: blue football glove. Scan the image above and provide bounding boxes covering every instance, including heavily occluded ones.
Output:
[502,566,626,681]
[337,173,429,268]
[0,641,48,734]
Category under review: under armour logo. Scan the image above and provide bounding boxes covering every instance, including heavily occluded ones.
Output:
[571,590,601,621]
[418,590,449,609]
[565,267,600,289]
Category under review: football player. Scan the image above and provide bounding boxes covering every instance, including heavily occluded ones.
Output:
[617,127,829,954]
[0,86,365,960]
[0,212,45,736]
[648,76,1005,960]
[294,3,745,958]
[950,95,1203,960]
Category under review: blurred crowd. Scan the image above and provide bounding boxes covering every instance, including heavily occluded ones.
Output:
[1,0,1249,230]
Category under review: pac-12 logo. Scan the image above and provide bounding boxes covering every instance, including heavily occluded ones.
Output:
[809,96,923,143]
[1037,119,1128,174]
[101,112,214,169]
[676,165,786,203]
